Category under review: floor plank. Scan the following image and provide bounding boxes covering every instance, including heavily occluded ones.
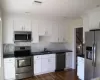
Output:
[24,69,78,80]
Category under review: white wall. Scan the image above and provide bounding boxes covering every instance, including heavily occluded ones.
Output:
[65,18,83,69]
[0,8,3,80]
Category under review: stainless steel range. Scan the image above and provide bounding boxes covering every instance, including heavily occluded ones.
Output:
[14,46,33,79]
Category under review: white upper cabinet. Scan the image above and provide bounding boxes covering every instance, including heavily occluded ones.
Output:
[14,18,31,31]
[50,21,59,42]
[58,23,67,42]
[3,18,14,44]
[50,21,67,42]
[38,20,46,36]
[38,20,52,36]
[32,20,39,43]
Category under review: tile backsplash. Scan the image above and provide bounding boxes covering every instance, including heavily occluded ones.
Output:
[3,42,71,54]
[31,42,69,52]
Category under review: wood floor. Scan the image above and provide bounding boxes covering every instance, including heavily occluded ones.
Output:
[24,69,78,80]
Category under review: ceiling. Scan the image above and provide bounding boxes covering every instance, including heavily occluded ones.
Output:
[1,0,100,17]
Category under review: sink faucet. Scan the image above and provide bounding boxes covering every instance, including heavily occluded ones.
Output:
[44,48,48,52]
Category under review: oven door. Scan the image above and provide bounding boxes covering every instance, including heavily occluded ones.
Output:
[15,56,33,74]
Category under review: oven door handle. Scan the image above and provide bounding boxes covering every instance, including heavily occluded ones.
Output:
[16,56,32,60]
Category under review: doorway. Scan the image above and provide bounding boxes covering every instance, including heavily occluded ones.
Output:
[75,27,83,71]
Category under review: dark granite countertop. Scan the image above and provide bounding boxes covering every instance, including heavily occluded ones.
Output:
[77,54,85,58]
[3,50,72,58]
[3,54,15,58]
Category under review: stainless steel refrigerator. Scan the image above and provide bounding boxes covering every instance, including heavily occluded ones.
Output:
[85,30,100,80]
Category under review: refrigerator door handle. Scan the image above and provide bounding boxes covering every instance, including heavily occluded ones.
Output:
[92,45,94,66]
[93,44,96,67]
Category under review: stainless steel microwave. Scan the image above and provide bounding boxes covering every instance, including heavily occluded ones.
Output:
[14,31,32,42]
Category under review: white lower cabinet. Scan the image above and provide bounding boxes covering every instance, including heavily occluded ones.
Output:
[66,53,72,69]
[34,59,41,75]
[4,58,15,80]
[34,54,56,75]
[77,57,84,80]
[48,58,55,72]
[41,58,48,73]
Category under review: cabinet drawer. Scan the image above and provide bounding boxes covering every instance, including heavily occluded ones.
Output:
[4,58,15,63]
[48,54,56,58]
[34,55,41,60]
[41,55,48,59]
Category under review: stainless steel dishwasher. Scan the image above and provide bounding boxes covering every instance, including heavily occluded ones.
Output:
[56,53,65,71]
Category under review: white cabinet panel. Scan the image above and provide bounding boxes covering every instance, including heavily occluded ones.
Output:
[48,58,55,72]
[77,57,84,80]
[38,20,52,36]
[45,21,52,36]
[32,20,39,43]
[50,22,59,42]
[4,58,15,80]
[66,53,72,69]
[41,58,48,73]
[24,19,31,31]
[58,22,67,42]
[38,20,46,36]
[14,19,24,31]
[34,57,41,75]
[3,18,14,44]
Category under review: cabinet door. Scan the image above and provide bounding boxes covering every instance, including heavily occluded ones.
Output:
[23,19,31,31]
[58,23,64,42]
[32,20,39,43]
[48,58,55,72]
[14,19,24,31]
[34,59,41,75]
[50,22,59,42]
[58,23,67,42]
[66,53,72,69]
[38,20,46,36]
[14,19,31,31]
[41,58,48,73]
[77,57,84,80]
[3,18,14,44]
[4,59,15,80]
[45,21,52,36]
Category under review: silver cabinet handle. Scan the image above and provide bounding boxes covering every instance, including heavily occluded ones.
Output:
[92,46,94,66]
[93,44,96,67]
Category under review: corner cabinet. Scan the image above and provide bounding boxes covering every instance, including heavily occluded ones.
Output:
[13,18,32,31]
